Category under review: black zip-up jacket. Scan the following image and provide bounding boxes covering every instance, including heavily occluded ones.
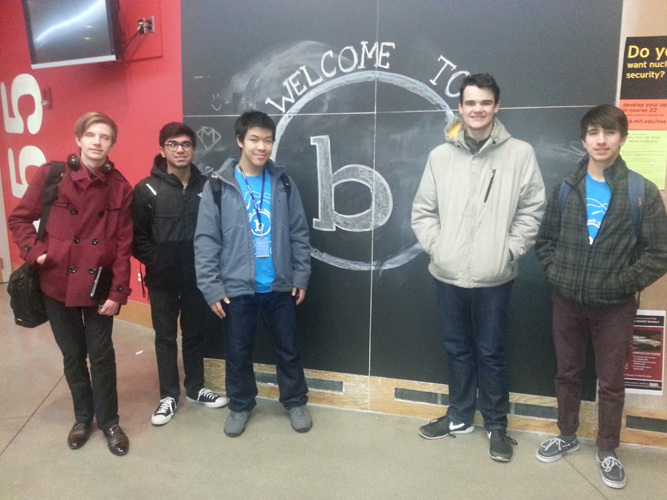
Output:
[131,155,208,288]
[535,155,667,306]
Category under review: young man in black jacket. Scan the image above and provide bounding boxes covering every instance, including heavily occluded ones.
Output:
[132,123,228,425]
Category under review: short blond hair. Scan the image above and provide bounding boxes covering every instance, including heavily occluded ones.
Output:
[74,112,118,145]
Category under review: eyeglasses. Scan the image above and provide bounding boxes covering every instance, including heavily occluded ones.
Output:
[164,141,194,151]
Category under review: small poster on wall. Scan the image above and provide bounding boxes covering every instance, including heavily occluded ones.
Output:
[619,36,667,189]
[624,310,665,395]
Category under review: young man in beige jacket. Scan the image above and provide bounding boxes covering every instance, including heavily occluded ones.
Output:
[412,73,545,462]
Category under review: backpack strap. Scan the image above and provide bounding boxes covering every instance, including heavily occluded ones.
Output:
[144,177,161,227]
[209,177,222,209]
[279,172,291,199]
[627,169,645,240]
[37,161,66,241]
[557,181,573,215]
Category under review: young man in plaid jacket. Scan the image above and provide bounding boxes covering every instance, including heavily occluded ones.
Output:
[534,105,667,489]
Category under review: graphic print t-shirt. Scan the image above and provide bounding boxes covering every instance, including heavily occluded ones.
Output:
[235,168,276,292]
[586,173,611,244]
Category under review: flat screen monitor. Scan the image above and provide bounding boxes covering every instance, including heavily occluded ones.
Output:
[22,0,122,70]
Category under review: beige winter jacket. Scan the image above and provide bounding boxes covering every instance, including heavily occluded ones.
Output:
[411,117,545,288]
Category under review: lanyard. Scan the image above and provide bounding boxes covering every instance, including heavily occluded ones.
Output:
[238,165,266,234]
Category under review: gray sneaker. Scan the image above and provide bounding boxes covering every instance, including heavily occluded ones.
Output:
[536,435,580,462]
[288,405,313,433]
[224,411,251,437]
[596,450,626,489]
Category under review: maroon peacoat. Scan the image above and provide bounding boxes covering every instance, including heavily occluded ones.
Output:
[8,159,133,307]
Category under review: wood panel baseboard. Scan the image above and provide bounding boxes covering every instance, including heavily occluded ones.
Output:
[203,360,666,447]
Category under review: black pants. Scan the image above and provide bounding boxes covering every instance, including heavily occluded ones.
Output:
[43,294,119,431]
[148,284,222,400]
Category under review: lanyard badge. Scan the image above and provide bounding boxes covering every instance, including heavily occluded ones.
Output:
[238,165,270,257]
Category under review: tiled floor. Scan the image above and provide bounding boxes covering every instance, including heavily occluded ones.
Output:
[0,283,665,499]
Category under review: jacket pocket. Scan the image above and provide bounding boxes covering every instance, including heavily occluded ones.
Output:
[272,220,292,287]
[153,213,181,243]
[430,230,465,281]
[148,242,179,277]
[46,201,76,241]
[472,243,513,283]
[220,224,246,278]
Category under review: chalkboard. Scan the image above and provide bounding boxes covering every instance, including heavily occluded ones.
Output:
[182,0,623,399]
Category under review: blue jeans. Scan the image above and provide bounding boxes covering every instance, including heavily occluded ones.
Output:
[434,279,513,430]
[222,291,308,412]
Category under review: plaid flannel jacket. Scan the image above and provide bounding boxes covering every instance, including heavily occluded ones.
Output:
[535,155,667,306]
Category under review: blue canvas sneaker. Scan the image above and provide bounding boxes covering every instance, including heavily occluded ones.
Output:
[596,450,626,489]
[536,435,580,462]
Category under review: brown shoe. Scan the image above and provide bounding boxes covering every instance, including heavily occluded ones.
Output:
[67,422,92,450]
[103,425,129,456]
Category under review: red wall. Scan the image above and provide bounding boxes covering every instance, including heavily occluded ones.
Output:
[0,0,183,302]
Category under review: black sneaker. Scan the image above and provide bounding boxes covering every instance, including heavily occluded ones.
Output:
[186,388,229,408]
[418,415,474,439]
[596,450,626,489]
[536,435,580,463]
[151,397,177,426]
[488,429,517,462]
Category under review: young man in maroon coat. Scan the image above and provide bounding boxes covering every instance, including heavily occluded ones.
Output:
[8,112,133,456]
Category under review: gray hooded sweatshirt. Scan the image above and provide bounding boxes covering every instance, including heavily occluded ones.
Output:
[194,156,311,304]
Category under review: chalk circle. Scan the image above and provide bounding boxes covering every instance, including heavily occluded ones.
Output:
[273,70,454,271]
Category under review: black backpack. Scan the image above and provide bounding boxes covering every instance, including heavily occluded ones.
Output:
[8,162,65,328]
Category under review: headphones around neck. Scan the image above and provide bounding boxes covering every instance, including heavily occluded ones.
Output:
[67,154,114,173]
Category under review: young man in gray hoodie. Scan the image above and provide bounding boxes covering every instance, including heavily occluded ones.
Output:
[195,111,311,437]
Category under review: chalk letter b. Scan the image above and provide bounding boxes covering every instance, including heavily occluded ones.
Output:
[311,135,393,233]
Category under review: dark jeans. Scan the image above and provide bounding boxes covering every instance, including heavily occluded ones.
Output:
[43,294,119,431]
[434,279,513,430]
[552,291,637,451]
[222,291,308,412]
[149,284,222,400]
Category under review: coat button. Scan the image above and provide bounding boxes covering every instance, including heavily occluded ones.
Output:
[88,268,96,274]
[69,267,77,273]
[73,238,80,244]
[98,211,105,218]
[91,239,99,245]
[24,244,30,251]
[116,286,123,292]
[70,208,78,215]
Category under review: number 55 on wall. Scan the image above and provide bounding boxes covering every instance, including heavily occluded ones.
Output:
[1,73,46,198]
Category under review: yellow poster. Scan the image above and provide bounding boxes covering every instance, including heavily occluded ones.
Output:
[621,130,667,188]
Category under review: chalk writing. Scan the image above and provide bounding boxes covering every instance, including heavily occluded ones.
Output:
[310,135,393,232]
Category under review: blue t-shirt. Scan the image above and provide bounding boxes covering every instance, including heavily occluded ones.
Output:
[235,168,276,292]
[586,173,611,244]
